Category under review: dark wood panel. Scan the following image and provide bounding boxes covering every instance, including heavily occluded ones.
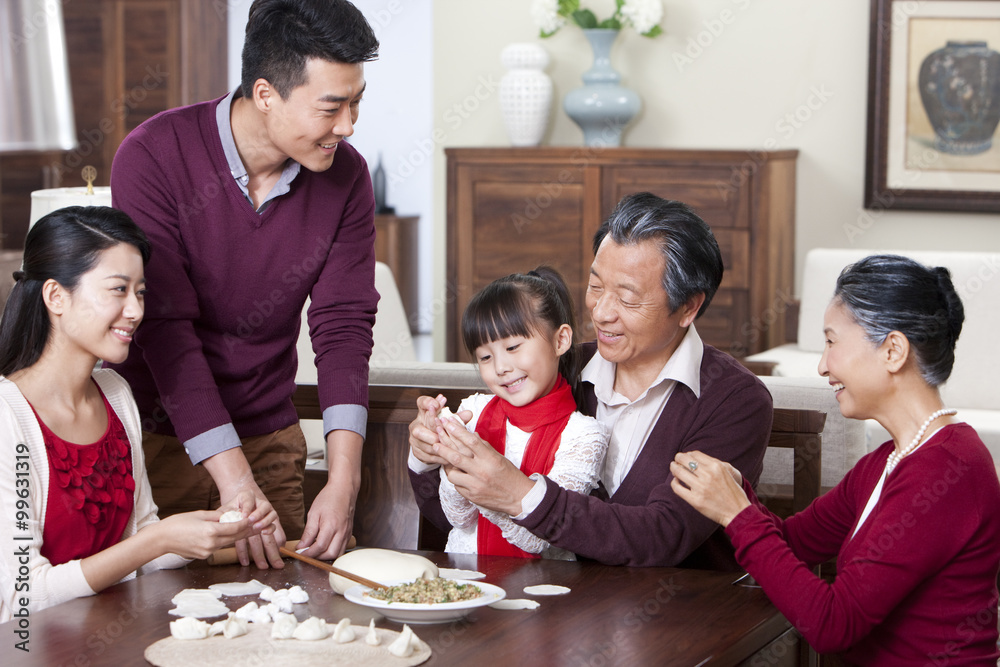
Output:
[696,288,748,352]
[374,214,419,333]
[446,148,797,358]
[0,0,226,249]
[0,152,62,247]
[604,165,750,228]
[713,227,750,289]
[123,3,178,133]
[471,181,587,309]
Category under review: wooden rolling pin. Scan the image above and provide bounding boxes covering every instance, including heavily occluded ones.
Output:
[278,546,387,590]
[207,536,357,565]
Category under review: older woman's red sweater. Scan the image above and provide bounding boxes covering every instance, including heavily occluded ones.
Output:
[726,423,1000,665]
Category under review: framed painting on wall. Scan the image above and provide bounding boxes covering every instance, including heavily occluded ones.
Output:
[865,0,1000,212]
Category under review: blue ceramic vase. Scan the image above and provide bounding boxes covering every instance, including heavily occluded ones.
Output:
[918,41,1000,155]
[563,29,641,147]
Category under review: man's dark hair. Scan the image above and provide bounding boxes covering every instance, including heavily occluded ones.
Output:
[593,192,724,318]
[241,0,379,99]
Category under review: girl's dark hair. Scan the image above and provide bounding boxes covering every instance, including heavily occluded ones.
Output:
[241,0,379,99]
[833,254,964,387]
[0,206,151,376]
[462,266,583,402]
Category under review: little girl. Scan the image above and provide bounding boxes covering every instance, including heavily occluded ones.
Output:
[433,267,607,559]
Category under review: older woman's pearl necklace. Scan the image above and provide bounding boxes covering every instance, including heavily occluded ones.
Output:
[885,408,958,474]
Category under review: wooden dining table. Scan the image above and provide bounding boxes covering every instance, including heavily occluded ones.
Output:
[0,551,798,666]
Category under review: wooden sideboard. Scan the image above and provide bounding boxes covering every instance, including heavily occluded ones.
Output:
[445,147,798,361]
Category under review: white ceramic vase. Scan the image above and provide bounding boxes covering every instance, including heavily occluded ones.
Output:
[499,43,552,146]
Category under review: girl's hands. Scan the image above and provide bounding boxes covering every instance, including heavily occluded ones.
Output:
[670,451,751,528]
[435,418,534,516]
[408,394,472,467]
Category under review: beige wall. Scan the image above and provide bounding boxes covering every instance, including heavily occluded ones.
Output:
[430,0,1000,358]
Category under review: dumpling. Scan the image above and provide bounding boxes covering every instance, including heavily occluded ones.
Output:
[169,617,211,640]
[219,510,243,523]
[270,612,298,639]
[387,624,423,658]
[331,618,355,643]
[292,616,330,641]
[269,593,293,614]
[220,614,249,639]
[365,619,381,646]
[233,601,259,621]
[287,585,309,604]
[248,606,272,624]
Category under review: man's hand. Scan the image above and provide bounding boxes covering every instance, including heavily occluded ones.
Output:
[203,448,285,569]
[298,481,356,560]
[297,429,363,560]
[435,419,535,517]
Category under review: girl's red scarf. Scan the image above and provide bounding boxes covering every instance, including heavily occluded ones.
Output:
[475,375,576,558]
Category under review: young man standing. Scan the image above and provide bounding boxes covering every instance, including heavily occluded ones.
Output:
[109,0,379,568]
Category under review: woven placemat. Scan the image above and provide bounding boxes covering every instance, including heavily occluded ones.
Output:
[145,624,430,666]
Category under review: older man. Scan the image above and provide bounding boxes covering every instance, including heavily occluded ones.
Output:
[409,192,772,569]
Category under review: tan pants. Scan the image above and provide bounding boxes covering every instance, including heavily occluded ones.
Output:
[141,424,307,540]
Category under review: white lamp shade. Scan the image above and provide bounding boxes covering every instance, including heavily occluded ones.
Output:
[0,0,77,152]
[30,187,113,227]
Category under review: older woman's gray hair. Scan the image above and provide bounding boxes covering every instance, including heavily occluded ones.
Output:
[834,254,964,387]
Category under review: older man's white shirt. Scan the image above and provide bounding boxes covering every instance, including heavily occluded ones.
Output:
[514,324,704,516]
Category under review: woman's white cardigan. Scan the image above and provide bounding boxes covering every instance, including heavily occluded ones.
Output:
[0,369,187,622]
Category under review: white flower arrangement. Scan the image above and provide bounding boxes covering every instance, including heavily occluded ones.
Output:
[531,0,664,38]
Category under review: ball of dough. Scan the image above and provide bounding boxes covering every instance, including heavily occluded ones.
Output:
[219,510,243,523]
[327,548,439,595]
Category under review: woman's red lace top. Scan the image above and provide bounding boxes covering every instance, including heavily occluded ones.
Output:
[33,386,135,566]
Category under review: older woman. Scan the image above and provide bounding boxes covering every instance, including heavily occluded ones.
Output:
[672,254,1000,664]
[409,193,773,568]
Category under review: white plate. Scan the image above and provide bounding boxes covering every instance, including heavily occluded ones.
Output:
[344,578,506,625]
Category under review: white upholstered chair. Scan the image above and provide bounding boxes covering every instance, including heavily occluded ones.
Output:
[296,261,416,454]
